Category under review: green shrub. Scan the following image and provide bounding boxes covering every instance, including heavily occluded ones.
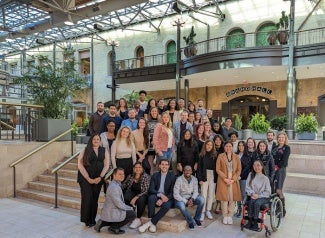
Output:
[270,115,288,131]
[233,114,243,131]
[248,113,270,133]
[294,113,318,133]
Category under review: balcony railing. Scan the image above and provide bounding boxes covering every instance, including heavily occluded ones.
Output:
[115,27,325,70]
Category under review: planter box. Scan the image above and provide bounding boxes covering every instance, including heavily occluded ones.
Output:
[237,130,243,140]
[36,119,71,142]
[296,132,316,140]
[252,132,267,140]
[243,129,253,140]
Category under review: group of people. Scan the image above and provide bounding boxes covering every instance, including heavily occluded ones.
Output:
[77,90,291,234]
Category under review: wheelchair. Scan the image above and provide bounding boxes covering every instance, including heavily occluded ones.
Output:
[240,191,283,237]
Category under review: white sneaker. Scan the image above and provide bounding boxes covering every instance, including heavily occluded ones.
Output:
[138,221,152,233]
[227,217,233,225]
[223,217,228,225]
[206,211,213,220]
[200,213,205,221]
[129,218,141,229]
[149,224,157,233]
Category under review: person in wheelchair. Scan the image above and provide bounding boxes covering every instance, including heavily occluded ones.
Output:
[244,160,271,231]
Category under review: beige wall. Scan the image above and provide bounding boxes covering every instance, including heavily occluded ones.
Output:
[0,141,75,198]
[149,78,325,110]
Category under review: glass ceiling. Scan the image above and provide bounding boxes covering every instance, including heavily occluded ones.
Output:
[0,0,226,55]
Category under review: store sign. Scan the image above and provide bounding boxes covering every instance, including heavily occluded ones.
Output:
[226,86,272,97]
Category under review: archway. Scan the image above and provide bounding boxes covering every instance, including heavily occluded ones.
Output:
[256,22,277,47]
[226,28,245,49]
[166,40,176,64]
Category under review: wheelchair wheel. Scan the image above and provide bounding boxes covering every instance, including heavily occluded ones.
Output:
[270,196,283,231]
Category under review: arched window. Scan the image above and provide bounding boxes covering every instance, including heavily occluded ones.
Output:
[226,28,245,49]
[135,46,144,68]
[256,22,277,47]
[166,41,176,64]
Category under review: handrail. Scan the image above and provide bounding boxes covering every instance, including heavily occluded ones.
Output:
[0,120,15,130]
[0,101,44,109]
[51,150,81,174]
[10,128,73,168]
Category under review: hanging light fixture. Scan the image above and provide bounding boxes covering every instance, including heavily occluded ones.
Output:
[64,14,74,26]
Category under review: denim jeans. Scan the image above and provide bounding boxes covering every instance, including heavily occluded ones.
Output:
[156,148,173,163]
[175,196,205,225]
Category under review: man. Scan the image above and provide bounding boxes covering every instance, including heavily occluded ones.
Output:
[266,131,277,153]
[229,131,239,152]
[196,99,206,116]
[157,98,166,114]
[101,104,123,134]
[121,109,138,131]
[94,168,136,234]
[173,166,204,230]
[139,90,148,111]
[173,110,193,146]
[88,102,107,136]
[138,159,176,233]
[222,117,235,141]
[206,109,215,126]
[178,98,185,113]
[133,100,145,119]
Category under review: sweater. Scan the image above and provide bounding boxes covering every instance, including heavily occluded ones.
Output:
[173,175,199,203]
[245,173,271,198]
[111,139,136,168]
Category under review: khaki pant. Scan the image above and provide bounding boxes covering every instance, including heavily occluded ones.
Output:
[221,170,235,217]
[200,170,216,212]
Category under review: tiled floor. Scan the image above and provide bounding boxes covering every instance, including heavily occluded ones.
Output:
[1,193,324,238]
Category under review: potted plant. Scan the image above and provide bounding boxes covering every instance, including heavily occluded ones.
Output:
[270,115,288,134]
[233,114,243,139]
[276,11,289,45]
[295,113,318,140]
[183,26,197,58]
[14,53,86,141]
[248,113,270,140]
[267,29,278,45]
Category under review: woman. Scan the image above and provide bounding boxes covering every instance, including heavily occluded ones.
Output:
[246,137,256,158]
[122,162,151,229]
[188,112,195,128]
[100,120,116,155]
[245,160,271,230]
[194,123,205,153]
[77,134,110,227]
[111,126,137,178]
[165,99,180,125]
[213,134,224,214]
[132,118,150,175]
[216,141,242,225]
[212,121,225,141]
[271,132,290,217]
[235,141,252,218]
[194,111,202,126]
[117,98,128,120]
[177,129,199,174]
[204,121,216,140]
[152,111,175,164]
[144,98,157,120]
[197,140,218,221]
[188,102,196,113]
[252,140,275,183]
[147,107,161,174]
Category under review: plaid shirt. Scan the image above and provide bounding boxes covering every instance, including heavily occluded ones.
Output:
[122,173,151,197]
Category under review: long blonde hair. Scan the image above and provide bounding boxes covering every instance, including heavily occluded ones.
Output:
[161,111,172,129]
[116,126,134,146]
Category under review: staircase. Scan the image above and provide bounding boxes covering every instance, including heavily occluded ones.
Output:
[285,141,325,196]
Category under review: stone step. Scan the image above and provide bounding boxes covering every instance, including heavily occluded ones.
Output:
[141,216,187,233]
[288,154,325,175]
[289,141,325,156]
[38,174,79,187]
[284,172,325,196]
[27,181,106,203]
[57,161,78,170]
[56,169,78,179]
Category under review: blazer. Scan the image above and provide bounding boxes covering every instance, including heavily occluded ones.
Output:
[100,180,133,222]
[153,123,175,154]
[149,171,176,200]
[122,173,151,197]
[173,121,193,145]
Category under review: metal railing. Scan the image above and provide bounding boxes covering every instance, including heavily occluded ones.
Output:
[115,27,325,69]
[9,128,73,198]
[0,102,43,141]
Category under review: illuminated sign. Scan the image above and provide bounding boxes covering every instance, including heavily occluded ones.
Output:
[226,86,272,97]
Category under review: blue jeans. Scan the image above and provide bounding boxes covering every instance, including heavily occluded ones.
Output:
[175,196,205,225]
[156,148,173,163]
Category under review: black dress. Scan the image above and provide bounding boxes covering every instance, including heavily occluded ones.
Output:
[77,147,105,225]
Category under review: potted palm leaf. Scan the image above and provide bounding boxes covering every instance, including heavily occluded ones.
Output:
[276,11,289,45]
[183,26,197,58]
[248,113,270,140]
[295,113,318,140]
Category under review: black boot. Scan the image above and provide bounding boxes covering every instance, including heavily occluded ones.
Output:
[251,218,259,231]
[280,198,286,217]
[244,217,252,229]
[235,202,242,218]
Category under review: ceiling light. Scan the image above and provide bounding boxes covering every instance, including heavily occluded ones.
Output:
[64,15,74,26]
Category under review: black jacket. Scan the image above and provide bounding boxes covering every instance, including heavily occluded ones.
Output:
[197,152,218,183]
[149,171,176,200]
[252,151,275,182]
